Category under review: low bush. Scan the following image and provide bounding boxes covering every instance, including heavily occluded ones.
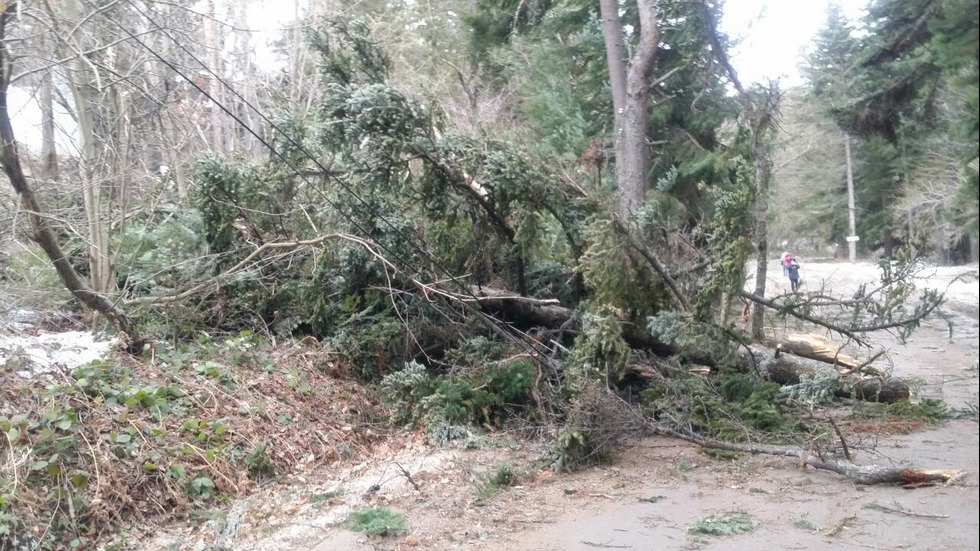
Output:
[348,507,406,536]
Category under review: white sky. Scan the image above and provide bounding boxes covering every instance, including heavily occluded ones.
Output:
[11,0,868,154]
[721,0,869,86]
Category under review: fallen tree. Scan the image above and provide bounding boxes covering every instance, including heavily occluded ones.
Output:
[751,345,910,403]
[468,287,914,403]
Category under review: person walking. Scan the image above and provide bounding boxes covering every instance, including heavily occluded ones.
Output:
[787,258,801,292]
[781,251,792,278]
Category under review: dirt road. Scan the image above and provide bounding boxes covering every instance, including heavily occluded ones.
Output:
[490,260,979,551]
[483,263,980,550]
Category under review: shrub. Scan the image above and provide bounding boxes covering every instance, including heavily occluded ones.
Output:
[551,383,643,472]
[348,507,406,536]
[379,358,535,441]
[245,443,276,479]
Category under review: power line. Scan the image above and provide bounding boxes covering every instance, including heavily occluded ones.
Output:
[88,0,556,368]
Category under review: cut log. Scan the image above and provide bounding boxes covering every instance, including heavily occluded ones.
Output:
[766,333,885,377]
[768,333,863,369]
[852,377,911,403]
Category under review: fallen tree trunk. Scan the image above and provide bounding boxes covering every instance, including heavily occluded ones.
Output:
[767,333,862,369]
[468,286,574,328]
[851,377,912,403]
[749,346,910,403]
[470,290,911,401]
[766,333,886,377]
[651,424,964,486]
[468,286,674,354]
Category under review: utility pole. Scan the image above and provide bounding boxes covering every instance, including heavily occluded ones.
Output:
[844,132,858,263]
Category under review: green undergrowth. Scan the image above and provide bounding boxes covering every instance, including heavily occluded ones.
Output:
[793,518,820,532]
[380,340,536,443]
[476,463,520,498]
[641,370,807,443]
[850,398,949,422]
[0,332,382,550]
[348,507,407,537]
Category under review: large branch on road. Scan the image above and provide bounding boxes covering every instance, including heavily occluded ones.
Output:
[1,4,144,352]
[741,290,943,346]
[651,424,964,486]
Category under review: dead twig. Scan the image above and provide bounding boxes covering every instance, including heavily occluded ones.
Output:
[581,541,630,549]
[394,461,422,493]
[825,514,857,537]
[828,416,852,461]
[865,502,948,519]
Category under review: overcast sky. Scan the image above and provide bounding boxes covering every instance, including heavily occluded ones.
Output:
[721,0,868,86]
[11,0,870,153]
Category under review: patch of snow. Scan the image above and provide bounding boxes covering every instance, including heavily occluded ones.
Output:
[0,330,116,378]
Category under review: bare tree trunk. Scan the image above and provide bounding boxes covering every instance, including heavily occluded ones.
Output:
[702,4,779,341]
[67,57,114,296]
[290,0,303,106]
[39,58,58,181]
[750,124,771,340]
[598,0,627,117]
[1,5,143,351]
[175,157,189,205]
[598,0,628,212]
[114,85,132,253]
[600,0,661,216]
[47,0,114,295]
[844,132,857,263]
[204,0,224,154]
[617,0,660,214]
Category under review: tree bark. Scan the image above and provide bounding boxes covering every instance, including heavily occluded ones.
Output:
[1,4,143,351]
[204,0,224,154]
[599,0,661,216]
[754,346,910,403]
[598,0,627,119]
[844,132,857,263]
[68,56,114,296]
[39,49,58,181]
[749,123,771,340]
[49,0,114,296]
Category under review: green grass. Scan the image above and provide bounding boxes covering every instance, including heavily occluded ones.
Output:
[687,512,757,536]
[348,507,406,536]
[477,463,518,498]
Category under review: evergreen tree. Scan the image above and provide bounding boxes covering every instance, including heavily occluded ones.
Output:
[801,3,864,261]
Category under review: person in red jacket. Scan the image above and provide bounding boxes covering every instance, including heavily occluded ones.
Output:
[781,252,793,278]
